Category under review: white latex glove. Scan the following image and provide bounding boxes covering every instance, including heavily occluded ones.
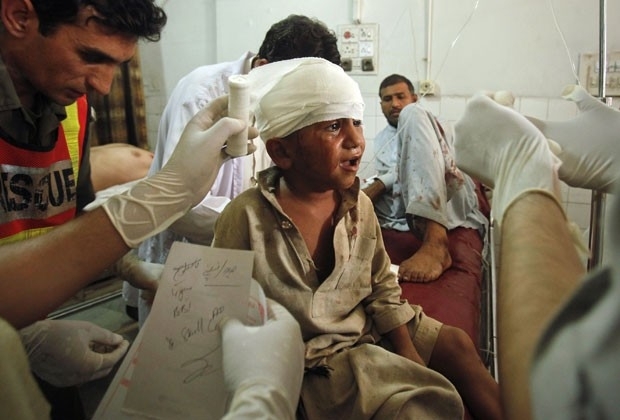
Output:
[114,251,163,304]
[527,84,620,192]
[454,93,562,226]
[479,90,516,107]
[219,299,305,419]
[102,95,257,248]
[20,319,129,387]
[168,210,217,245]
[167,197,228,245]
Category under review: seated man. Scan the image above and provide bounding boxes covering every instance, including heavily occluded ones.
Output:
[364,74,488,282]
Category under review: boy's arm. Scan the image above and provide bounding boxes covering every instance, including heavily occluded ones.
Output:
[385,324,425,366]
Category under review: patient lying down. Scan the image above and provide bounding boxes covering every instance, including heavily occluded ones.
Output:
[90,143,154,192]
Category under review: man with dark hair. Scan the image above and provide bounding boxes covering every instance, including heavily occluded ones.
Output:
[377,74,416,126]
[0,0,166,417]
[132,14,341,323]
[364,74,487,282]
[0,3,307,418]
[28,0,166,39]
[257,14,341,64]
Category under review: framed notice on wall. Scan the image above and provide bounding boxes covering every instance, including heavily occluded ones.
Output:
[579,51,620,97]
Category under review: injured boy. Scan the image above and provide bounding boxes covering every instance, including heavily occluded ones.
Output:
[212,57,501,419]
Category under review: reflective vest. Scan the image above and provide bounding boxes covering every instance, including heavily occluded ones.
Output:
[0,95,88,245]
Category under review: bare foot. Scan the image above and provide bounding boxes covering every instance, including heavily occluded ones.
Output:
[398,241,452,282]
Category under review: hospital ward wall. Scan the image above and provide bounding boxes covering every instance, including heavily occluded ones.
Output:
[140,0,619,239]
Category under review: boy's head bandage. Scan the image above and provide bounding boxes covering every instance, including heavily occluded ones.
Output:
[247,57,365,141]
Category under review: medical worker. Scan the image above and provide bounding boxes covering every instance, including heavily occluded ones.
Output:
[455,86,620,420]
[0,1,303,419]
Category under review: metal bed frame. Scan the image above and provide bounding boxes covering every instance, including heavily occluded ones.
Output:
[479,218,498,379]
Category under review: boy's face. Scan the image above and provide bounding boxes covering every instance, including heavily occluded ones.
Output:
[287,118,365,191]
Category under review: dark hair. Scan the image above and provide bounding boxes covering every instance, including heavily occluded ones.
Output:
[257,15,340,65]
[379,74,415,97]
[30,0,167,41]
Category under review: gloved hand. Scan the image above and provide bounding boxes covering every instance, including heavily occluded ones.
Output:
[169,210,217,245]
[454,93,562,226]
[102,95,258,248]
[219,299,305,418]
[527,84,620,192]
[114,251,163,304]
[479,90,516,107]
[20,319,129,387]
[168,194,230,245]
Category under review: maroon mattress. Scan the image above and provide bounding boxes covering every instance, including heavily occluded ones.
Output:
[382,181,491,348]
[383,226,485,346]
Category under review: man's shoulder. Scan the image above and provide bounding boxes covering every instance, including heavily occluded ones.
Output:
[165,67,237,112]
[174,63,235,91]
[178,52,252,86]
[376,125,392,134]
[375,124,396,140]
[170,54,255,108]
[225,186,262,211]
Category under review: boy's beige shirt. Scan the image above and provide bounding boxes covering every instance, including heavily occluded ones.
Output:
[213,167,415,366]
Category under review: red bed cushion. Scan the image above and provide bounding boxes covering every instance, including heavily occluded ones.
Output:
[382,227,484,420]
[382,227,484,346]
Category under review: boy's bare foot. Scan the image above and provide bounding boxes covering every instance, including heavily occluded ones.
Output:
[398,241,452,282]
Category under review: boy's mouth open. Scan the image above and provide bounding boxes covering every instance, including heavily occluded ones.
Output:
[341,157,360,172]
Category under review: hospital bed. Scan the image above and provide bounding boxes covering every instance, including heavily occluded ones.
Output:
[382,180,495,416]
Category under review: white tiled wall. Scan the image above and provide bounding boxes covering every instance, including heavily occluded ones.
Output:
[360,93,592,233]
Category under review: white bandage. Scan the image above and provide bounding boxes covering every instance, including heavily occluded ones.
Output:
[247,57,365,140]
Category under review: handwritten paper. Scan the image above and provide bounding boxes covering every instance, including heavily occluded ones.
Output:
[118,242,257,419]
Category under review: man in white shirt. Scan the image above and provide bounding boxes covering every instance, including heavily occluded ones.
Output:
[364,74,488,283]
